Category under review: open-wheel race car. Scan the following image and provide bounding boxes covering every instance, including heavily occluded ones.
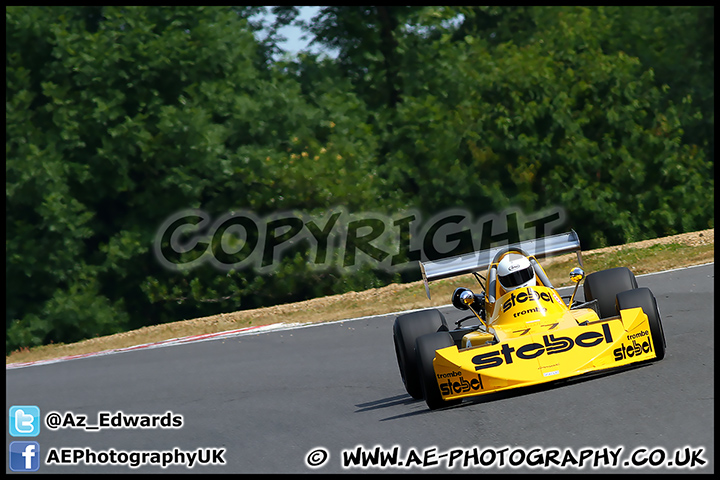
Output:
[393,231,666,410]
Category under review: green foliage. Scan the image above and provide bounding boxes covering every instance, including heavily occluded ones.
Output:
[358,6,713,246]
[6,6,713,353]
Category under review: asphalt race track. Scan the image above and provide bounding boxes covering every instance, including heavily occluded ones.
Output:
[6,263,714,473]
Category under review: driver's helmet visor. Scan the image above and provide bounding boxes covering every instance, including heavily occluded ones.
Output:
[499,266,534,288]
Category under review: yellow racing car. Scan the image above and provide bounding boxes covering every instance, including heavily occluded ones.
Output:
[393,231,666,410]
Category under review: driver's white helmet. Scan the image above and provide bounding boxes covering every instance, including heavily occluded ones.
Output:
[497,253,536,291]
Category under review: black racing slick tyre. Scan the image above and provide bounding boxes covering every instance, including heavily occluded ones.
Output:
[616,287,666,361]
[416,332,461,410]
[393,309,446,400]
[583,267,638,319]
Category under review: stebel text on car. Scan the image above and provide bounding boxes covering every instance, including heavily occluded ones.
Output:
[472,323,614,371]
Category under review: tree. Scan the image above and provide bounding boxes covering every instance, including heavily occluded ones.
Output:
[335,6,713,247]
[6,6,385,352]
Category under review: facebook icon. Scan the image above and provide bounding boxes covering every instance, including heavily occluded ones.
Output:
[9,441,40,472]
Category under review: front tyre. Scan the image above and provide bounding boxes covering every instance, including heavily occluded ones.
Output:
[393,309,446,399]
[416,332,461,410]
[583,267,638,319]
[616,287,666,361]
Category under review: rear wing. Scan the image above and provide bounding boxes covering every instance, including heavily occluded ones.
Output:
[419,230,582,299]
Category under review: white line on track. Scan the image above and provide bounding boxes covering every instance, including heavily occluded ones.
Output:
[6,262,713,370]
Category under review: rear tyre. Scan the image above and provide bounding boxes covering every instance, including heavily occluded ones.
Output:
[416,332,461,410]
[393,309,446,399]
[616,287,666,361]
[583,267,638,318]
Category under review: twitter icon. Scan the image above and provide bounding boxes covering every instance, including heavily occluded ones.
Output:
[9,406,40,437]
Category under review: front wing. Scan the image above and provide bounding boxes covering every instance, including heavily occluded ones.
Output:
[433,307,660,401]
